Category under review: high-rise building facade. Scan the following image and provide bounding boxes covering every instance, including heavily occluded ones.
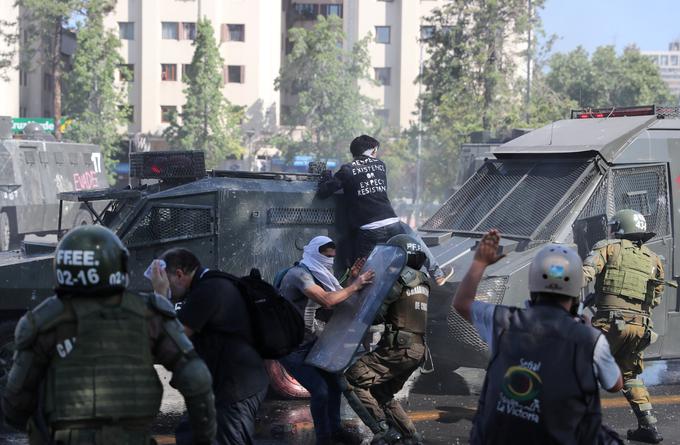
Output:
[643,41,680,103]
[104,0,282,138]
[0,0,20,118]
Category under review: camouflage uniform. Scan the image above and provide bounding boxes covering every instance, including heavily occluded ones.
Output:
[583,237,663,436]
[345,266,429,443]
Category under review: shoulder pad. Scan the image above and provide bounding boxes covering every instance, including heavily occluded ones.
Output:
[146,292,177,318]
[14,313,37,350]
[592,239,620,250]
[399,267,427,288]
[32,296,65,332]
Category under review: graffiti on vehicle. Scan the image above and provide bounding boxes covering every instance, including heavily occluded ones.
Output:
[73,170,99,191]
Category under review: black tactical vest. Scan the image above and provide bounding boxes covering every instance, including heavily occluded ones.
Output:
[470,303,602,445]
[44,293,163,426]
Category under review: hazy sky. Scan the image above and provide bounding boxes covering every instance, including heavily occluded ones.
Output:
[540,0,680,55]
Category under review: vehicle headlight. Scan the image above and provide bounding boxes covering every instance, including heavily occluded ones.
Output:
[476,276,508,304]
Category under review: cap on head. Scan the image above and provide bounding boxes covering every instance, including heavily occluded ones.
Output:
[387,233,426,270]
[528,243,583,298]
[609,209,654,241]
[350,135,380,157]
[54,225,129,297]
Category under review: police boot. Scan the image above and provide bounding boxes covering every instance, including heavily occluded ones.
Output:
[627,411,663,444]
[370,421,402,445]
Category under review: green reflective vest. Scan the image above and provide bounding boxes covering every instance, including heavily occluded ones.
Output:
[597,239,655,306]
[44,293,163,426]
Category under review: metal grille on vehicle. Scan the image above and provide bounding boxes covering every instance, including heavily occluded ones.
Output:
[267,208,335,226]
[124,206,213,246]
[421,160,592,239]
[612,165,670,238]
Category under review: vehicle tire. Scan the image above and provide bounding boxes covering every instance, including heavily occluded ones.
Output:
[0,320,17,396]
[265,359,310,399]
[0,212,11,251]
[73,209,93,227]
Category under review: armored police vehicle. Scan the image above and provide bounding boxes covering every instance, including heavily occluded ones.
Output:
[422,105,680,379]
[0,117,108,251]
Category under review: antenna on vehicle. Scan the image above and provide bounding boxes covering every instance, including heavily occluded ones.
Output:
[548,122,554,146]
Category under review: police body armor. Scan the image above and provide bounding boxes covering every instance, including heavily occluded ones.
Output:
[595,239,655,313]
[471,304,602,445]
[45,293,163,427]
[382,266,429,347]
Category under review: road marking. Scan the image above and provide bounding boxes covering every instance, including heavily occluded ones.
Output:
[152,395,680,443]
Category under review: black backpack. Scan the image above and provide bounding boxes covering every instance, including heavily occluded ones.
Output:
[202,268,304,359]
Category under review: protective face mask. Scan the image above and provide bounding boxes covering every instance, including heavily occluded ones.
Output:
[319,255,334,271]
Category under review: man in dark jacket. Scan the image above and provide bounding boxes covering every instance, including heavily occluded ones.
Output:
[453,230,624,445]
[152,248,269,445]
[317,134,452,286]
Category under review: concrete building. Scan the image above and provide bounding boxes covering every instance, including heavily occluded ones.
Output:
[104,0,282,139]
[643,40,680,103]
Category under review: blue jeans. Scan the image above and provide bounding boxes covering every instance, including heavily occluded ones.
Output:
[355,221,441,275]
[279,342,343,441]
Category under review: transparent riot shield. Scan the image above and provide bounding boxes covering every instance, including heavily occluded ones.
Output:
[304,244,407,373]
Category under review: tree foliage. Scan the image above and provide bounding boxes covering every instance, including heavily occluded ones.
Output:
[275,15,377,159]
[63,0,125,180]
[545,45,675,108]
[417,0,544,200]
[164,19,243,169]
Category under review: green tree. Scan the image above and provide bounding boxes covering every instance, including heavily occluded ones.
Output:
[546,45,674,107]
[164,19,243,168]
[417,0,543,200]
[14,0,84,139]
[275,15,377,159]
[63,0,125,179]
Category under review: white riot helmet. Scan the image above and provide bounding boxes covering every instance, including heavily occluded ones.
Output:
[528,244,583,298]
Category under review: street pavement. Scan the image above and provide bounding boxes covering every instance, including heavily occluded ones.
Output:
[3,360,680,444]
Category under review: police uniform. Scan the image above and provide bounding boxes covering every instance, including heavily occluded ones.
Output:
[2,225,216,445]
[345,265,429,442]
[583,238,663,424]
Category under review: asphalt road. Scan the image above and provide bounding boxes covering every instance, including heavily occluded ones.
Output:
[3,360,680,444]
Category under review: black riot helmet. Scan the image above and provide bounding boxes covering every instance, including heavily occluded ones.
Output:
[387,234,427,270]
[54,225,129,297]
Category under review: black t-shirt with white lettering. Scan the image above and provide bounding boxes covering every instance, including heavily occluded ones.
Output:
[178,270,269,404]
[317,156,397,229]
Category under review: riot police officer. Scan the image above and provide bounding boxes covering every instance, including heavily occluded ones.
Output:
[583,209,665,443]
[2,225,216,445]
[454,230,623,445]
[344,234,430,445]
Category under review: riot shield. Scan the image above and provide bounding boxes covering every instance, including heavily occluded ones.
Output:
[305,244,407,373]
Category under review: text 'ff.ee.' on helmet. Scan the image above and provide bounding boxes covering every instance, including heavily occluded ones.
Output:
[528,244,583,298]
[54,225,129,297]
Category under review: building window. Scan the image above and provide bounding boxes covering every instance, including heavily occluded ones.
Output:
[162,22,179,40]
[119,64,134,81]
[374,67,391,86]
[119,105,134,123]
[420,25,435,40]
[43,73,52,92]
[182,64,194,80]
[118,22,134,40]
[293,3,319,20]
[161,64,177,81]
[671,55,679,66]
[225,65,245,83]
[375,109,389,123]
[660,55,669,66]
[161,106,177,123]
[224,24,245,42]
[182,22,196,40]
[321,4,343,17]
[375,26,390,44]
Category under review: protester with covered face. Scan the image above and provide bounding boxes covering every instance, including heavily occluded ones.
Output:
[278,235,375,445]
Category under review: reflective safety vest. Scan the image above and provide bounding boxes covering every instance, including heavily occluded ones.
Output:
[385,267,429,335]
[597,239,655,305]
[45,293,163,426]
[471,303,602,445]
